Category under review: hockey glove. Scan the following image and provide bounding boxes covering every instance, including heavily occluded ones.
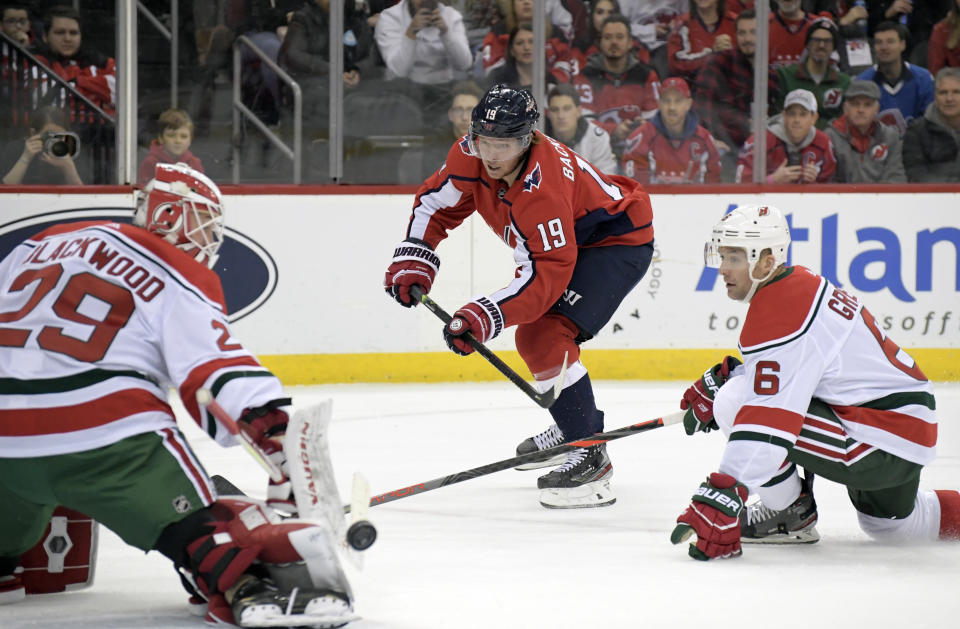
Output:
[443,297,504,356]
[384,238,440,307]
[680,355,742,435]
[671,472,748,561]
[238,399,295,512]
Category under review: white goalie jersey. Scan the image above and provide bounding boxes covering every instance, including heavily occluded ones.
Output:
[714,266,937,489]
[0,221,285,457]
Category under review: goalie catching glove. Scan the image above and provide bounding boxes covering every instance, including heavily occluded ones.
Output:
[238,399,295,512]
[384,238,440,307]
[443,296,504,356]
[679,355,741,435]
[671,472,748,561]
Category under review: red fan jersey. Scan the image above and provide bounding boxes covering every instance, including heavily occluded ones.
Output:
[404,132,654,327]
[480,31,577,81]
[666,11,738,83]
[769,12,817,68]
[735,128,837,183]
[573,55,660,134]
[622,113,722,184]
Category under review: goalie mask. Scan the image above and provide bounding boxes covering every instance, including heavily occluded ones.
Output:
[467,84,539,161]
[704,205,791,302]
[134,163,224,269]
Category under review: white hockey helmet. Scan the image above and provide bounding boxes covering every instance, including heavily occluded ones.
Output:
[705,204,791,302]
[134,163,224,269]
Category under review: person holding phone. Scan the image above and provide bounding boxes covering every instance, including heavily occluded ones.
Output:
[374,0,472,85]
[735,88,836,183]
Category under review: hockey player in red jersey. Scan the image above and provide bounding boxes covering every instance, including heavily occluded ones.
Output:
[0,163,355,627]
[670,205,960,561]
[384,84,655,509]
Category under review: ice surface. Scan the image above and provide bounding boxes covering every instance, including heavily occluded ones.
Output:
[5,381,960,629]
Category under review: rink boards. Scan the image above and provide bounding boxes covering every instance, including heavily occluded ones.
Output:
[0,187,957,381]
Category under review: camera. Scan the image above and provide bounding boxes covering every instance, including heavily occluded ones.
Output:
[41,131,80,158]
[421,0,438,10]
[786,150,802,167]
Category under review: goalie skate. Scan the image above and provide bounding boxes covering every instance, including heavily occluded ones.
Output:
[537,445,615,509]
[230,575,356,628]
[514,424,567,470]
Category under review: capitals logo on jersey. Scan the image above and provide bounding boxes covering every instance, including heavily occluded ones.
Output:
[523,162,542,192]
[871,143,889,161]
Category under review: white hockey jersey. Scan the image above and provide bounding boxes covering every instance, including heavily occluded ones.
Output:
[0,221,285,457]
[717,266,937,488]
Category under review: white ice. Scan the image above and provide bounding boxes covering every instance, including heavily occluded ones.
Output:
[5,381,960,629]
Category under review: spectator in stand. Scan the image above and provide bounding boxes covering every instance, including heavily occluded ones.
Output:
[621,76,722,183]
[33,5,116,123]
[928,1,960,76]
[137,108,204,187]
[666,0,737,87]
[903,66,960,182]
[736,88,836,183]
[574,13,660,157]
[618,0,686,78]
[1,105,83,185]
[545,82,618,174]
[570,0,651,74]
[280,0,374,90]
[487,0,587,45]
[776,18,850,128]
[487,25,560,91]
[857,21,933,128]
[375,0,473,86]
[824,79,906,182]
[770,0,821,68]
[868,1,951,63]
[399,79,484,182]
[479,0,582,82]
[695,10,780,156]
[1,2,30,46]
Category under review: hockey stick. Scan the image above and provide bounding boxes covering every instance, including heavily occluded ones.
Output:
[196,389,285,483]
[344,409,685,512]
[409,285,564,409]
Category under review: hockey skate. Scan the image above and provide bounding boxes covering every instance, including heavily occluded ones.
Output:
[537,444,615,509]
[740,485,820,544]
[228,574,356,628]
[515,424,567,470]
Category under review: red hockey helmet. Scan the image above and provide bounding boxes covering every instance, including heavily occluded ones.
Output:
[134,163,224,268]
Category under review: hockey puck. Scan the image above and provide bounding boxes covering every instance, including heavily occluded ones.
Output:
[346,520,377,551]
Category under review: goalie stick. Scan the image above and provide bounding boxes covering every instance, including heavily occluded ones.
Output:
[344,409,685,513]
[409,285,566,409]
[196,389,284,483]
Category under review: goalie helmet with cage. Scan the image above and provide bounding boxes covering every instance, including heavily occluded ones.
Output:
[134,162,224,269]
[467,84,540,160]
[704,205,791,302]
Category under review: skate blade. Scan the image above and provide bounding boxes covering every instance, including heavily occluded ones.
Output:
[238,606,358,628]
[515,453,566,471]
[538,479,616,509]
[742,526,820,544]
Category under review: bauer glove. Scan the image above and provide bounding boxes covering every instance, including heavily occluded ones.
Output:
[671,472,748,561]
[680,355,741,435]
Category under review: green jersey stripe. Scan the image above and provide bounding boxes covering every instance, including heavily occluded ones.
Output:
[0,369,155,395]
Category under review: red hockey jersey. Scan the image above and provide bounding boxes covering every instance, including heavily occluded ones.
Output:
[573,55,660,134]
[769,12,817,69]
[666,11,738,83]
[405,132,654,328]
[480,31,577,81]
[621,113,722,184]
[33,54,117,123]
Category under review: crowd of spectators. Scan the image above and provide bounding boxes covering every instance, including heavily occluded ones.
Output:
[3,1,960,184]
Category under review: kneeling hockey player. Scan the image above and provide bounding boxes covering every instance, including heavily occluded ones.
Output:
[671,204,960,560]
[0,163,355,627]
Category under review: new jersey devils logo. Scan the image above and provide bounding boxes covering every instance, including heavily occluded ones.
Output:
[823,88,842,108]
[150,203,185,236]
[871,144,889,161]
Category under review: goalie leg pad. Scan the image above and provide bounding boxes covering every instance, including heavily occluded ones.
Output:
[17,507,98,595]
